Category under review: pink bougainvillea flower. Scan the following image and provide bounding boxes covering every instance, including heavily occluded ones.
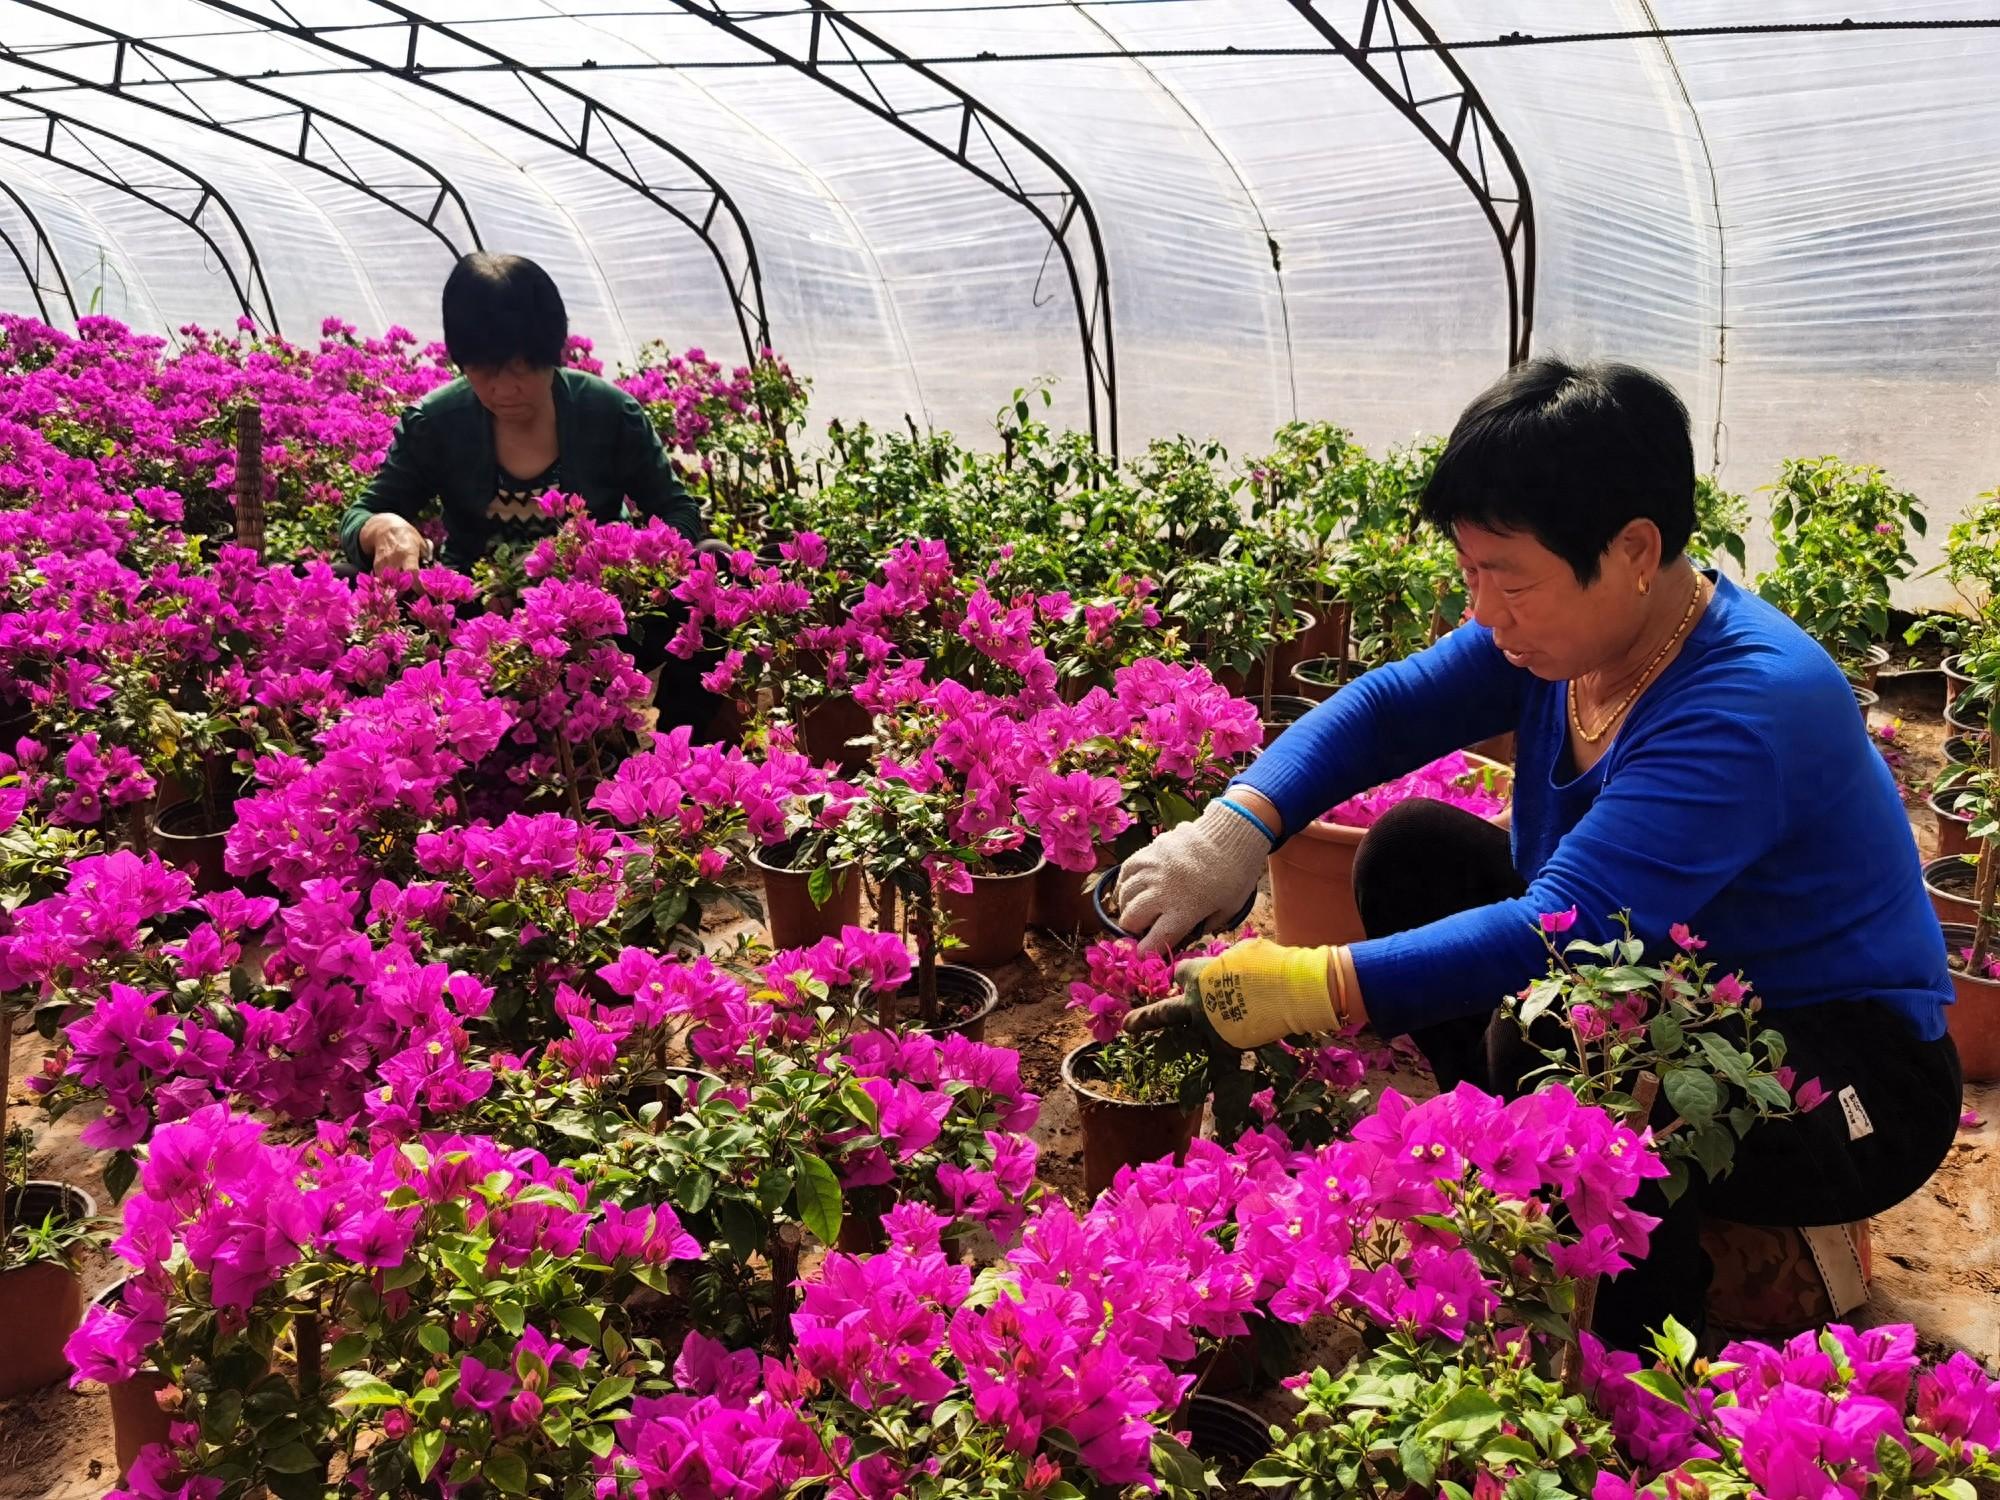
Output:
[1539,906,1578,934]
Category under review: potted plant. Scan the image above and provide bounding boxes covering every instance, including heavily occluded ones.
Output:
[752,783,864,950]
[1269,750,1512,949]
[1686,473,1751,574]
[0,1012,96,1399]
[1062,938,1216,1198]
[1911,488,2000,710]
[1939,696,2000,1083]
[1756,455,1924,687]
[1026,659,1262,934]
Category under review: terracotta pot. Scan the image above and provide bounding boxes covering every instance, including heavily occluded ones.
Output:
[938,844,1045,967]
[797,695,873,773]
[1289,655,1362,705]
[1700,1216,1873,1337]
[899,962,1000,1041]
[1942,921,2000,1084]
[1944,654,1973,711]
[1030,858,1103,937]
[1847,643,1890,692]
[1267,610,1318,685]
[1298,601,1347,661]
[1467,730,1518,765]
[1179,1393,1274,1470]
[1924,855,1979,928]
[149,800,234,894]
[1945,694,1989,735]
[94,1280,172,1480]
[1268,753,1510,949]
[751,836,862,950]
[0,1181,94,1400]
[1257,693,1318,749]
[1062,1043,1206,1200]
[1929,790,1974,861]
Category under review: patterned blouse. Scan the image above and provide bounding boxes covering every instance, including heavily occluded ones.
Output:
[485,462,563,553]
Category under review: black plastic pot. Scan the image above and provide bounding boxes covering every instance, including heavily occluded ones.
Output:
[149,799,235,894]
[1256,693,1317,749]
[1093,862,1255,944]
[1181,1393,1276,1470]
[899,962,1000,1041]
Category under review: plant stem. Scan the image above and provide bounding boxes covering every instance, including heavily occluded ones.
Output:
[0,1000,11,1270]
[1971,730,2000,972]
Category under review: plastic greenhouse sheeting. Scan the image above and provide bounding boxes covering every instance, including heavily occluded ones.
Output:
[1,0,1997,600]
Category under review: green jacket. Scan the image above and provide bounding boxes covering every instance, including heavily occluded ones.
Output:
[339,369,703,570]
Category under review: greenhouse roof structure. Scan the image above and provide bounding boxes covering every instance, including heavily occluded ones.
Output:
[1,2,1996,585]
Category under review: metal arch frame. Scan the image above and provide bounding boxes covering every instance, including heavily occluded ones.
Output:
[183,0,771,366]
[1284,0,1535,365]
[0,105,279,331]
[656,0,1118,456]
[0,175,78,324]
[0,3,481,258]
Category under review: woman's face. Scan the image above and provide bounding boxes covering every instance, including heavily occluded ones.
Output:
[463,358,555,421]
[1455,520,1656,681]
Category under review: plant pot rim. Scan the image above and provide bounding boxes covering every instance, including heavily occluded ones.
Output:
[1257,693,1318,718]
[1853,684,1881,708]
[5,1180,97,1220]
[898,962,1000,1031]
[1927,788,1973,822]
[1944,653,1972,680]
[964,843,1047,883]
[1298,751,1513,843]
[149,798,235,839]
[1924,853,1978,885]
[1941,921,2000,988]
[1945,698,1989,732]
[1293,653,1363,678]
[1093,861,1255,941]
[748,836,853,877]
[1060,1040,1202,1111]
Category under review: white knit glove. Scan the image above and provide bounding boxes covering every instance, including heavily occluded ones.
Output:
[1112,800,1272,954]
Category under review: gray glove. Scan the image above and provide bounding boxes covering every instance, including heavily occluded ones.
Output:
[1111,800,1271,954]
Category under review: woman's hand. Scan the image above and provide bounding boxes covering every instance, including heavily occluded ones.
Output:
[1124,938,1344,1050]
[1111,799,1275,953]
[359,513,429,573]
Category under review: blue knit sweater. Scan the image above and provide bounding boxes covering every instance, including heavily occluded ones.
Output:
[1236,573,1950,1041]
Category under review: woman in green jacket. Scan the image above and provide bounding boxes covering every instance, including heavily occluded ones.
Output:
[340,252,717,732]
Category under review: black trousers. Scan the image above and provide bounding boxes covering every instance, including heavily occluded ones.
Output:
[1351,797,1964,1349]
[627,614,729,743]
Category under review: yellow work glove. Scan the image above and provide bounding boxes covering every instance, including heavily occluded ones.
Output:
[1123,937,1341,1052]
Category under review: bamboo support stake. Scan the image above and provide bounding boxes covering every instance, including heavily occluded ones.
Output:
[233,403,265,560]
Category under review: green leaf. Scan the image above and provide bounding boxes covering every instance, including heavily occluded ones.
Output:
[1426,1389,1504,1442]
[382,1260,426,1292]
[807,863,833,909]
[417,1323,450,1358]
[493,1299,527,1338]
[792,1151,843,1245]
[1688,1124,1736,1182]
[557,1305,601,1347]
[334,1378,404,1409]
[1648,1011,1685,1055]
[1398,1435,1436,1488]
[590,1376,636,1411]
[1661,1066,1721,1126]
[101,1150,138,1205]
[326,1333,370,1371]
[486,1452,529,1494]
[1627,1370,1688,1408]
[263,1442,321,1475]
[1655,1315,1698,1370]
[541,1406,574,1447]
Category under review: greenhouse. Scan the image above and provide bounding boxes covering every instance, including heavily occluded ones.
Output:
[1,3,1999,1498]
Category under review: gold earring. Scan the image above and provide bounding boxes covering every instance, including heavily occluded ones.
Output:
[1638,578,1651,596]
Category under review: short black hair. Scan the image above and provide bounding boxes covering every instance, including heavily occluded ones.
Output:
[441,252,568,369]
[1420,357,1695,585]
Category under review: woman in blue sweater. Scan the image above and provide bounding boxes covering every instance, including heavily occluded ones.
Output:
[1114,358,1961,1346]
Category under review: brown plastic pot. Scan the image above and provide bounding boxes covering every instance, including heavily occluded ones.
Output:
[1061,1042,1206,1200]
[836,1186,889,1255]
[1179,1393,1275,1471]
[1945,694,1989,735]
[149,799,234,894]
[1466,730,1518,765]
[1849,643,1889,692]
[1030,858,1104,937]
[1942,922,2000,1084]
[938,844,1046,967]
[751,836,862,950]
[900,962,1000,1041]
[1924,855,1979,928]
[1289,655,1362,704]
[1944,654,1973,711]
[1257,693,1318,749]
[1853,684,1879,718]
[1268,753,1511,949]
[797,695,874,773]
[1929,791,1975,861]
[0,1181,95,1399]
[1267,610,1318,685]
[1298,601,1347,661]
[1946,734,1985,769]
[94,1279,172,1479]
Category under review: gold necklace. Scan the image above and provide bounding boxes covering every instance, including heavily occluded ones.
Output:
[1568,575,1708,745]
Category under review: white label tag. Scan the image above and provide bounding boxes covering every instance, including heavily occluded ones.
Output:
[1839,1085,1874,1142]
